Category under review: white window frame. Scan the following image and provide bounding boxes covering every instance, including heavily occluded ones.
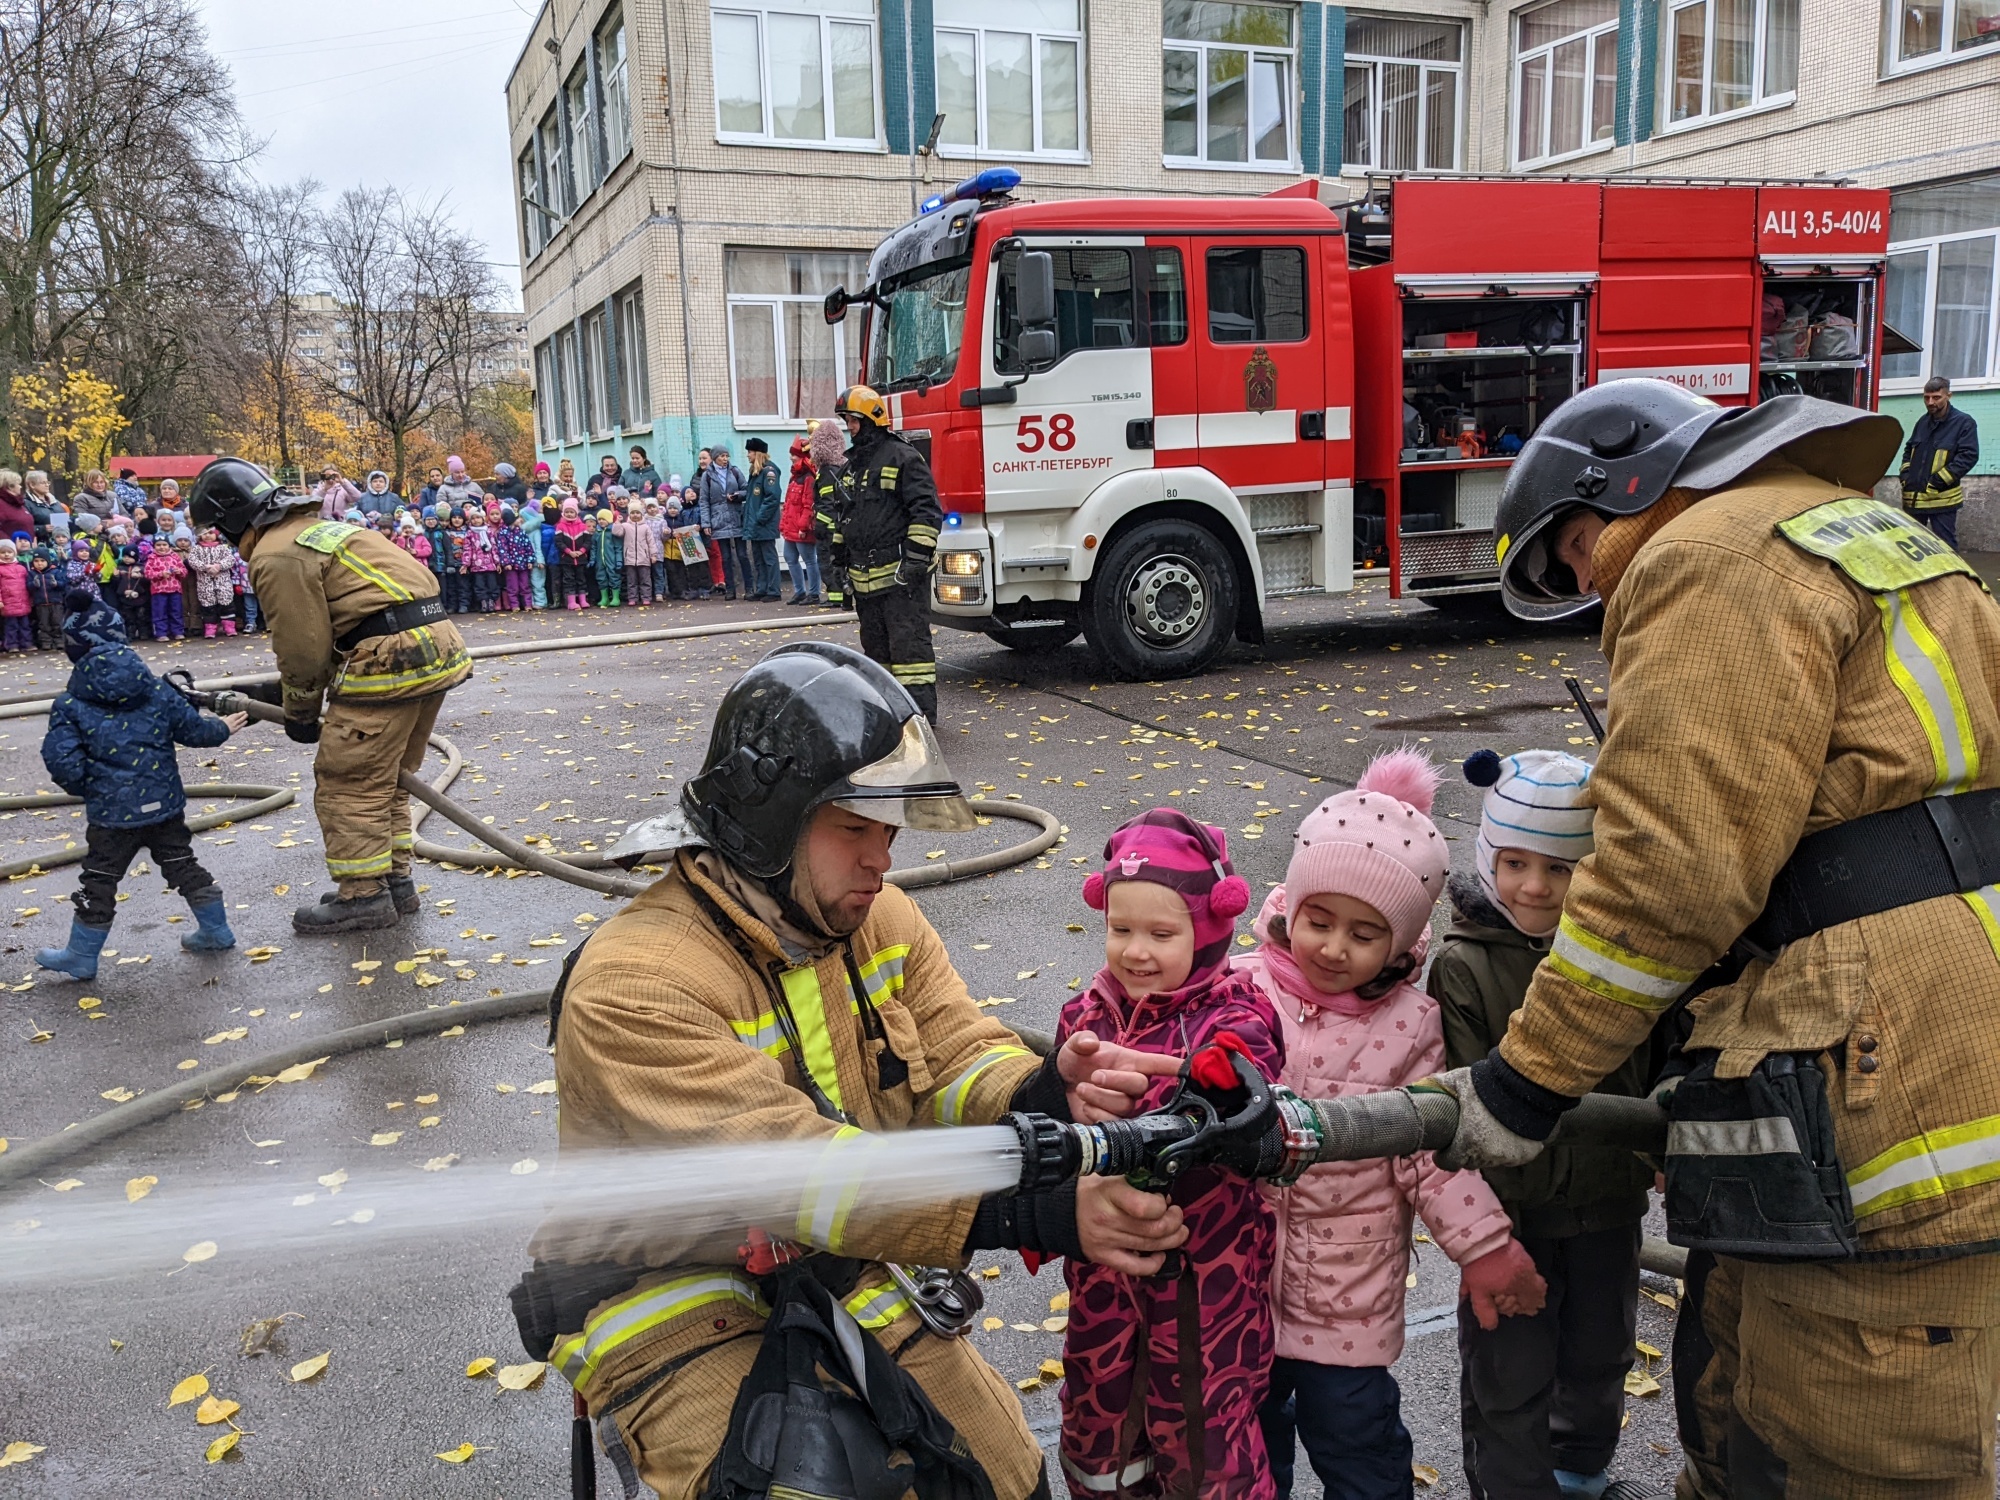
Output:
[1882,229,2000,394]
[934,7,1089,162]
[598,8,633,168]
[1512,2,1619,168]
[618,284,651,428]
[583,310,612,437]
[534,340,560,445]
[1340,17,1465,172]
[1885,0,2000,73]
[1163,2,1299,172]
[566,60,599,209]
[557,327,586,442]
[537,109,571,218]
[1659,0,1798,132]
[724,250,867,427]
[710,3,884,151]
[519,147,546,259]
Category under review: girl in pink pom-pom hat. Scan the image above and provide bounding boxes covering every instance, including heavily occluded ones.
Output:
[1235,748,1547,1500]
[1055,807,1286,1500]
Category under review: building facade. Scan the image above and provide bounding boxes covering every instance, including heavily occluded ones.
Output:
[506,0,2000,522]
[291,294,531,395]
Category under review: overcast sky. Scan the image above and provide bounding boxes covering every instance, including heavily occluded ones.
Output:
[199,0,535,305]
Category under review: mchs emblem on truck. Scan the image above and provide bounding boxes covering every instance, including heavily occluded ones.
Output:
[1244,348,1278,414]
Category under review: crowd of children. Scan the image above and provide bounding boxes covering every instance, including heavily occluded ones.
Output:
[1054,740,1644,1500]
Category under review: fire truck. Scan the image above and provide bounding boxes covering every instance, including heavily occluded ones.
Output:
[826,171,1894,679]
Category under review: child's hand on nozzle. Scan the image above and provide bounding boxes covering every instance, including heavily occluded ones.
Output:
[220,712,249,734]
[1456,1239,1547,1330]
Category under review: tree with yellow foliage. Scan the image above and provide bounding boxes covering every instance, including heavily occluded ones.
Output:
[8,365,124,473]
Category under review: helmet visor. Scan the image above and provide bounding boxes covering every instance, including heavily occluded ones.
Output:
[832,715,979,831]
[1498,505,1601,622]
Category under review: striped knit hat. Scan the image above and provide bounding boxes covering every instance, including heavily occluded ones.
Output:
[1464,748,1595,924]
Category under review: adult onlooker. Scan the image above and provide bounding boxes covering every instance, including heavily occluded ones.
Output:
[586,454,622,508]
[780,433,823,605]
[741,437,783,600]
[71,471,118,522]
[22,470,57,533]
[528,461,554,508]
[695,442,747,599]
[358,471,402,518]
[622,444,664,495]
[419,467,445,511]
[155,478,185,520]
[433,456,484,514]
[491,462,529,507]
[313,465,364,520]
[0,471,33,539]
[1899,375,1980,548]
[113,469,147,514]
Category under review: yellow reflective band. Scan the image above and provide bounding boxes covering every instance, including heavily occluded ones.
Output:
[550,1271,766,1387]
[1846,1112,2000,1218]
[1964,885,2000,962]
[890,663,938,685]
[843,1280,912,1330]
[729,1008,789,1057]
[1877,588,1981,796]
[336,637,471,696]
[906,526,939,546]
[796,1125,889,1252]
[934,1044,1034,1125]
[327,851,394,877]
[334,548,415,602]
[854,945,909,1006]
[780,964,845,1112]
[390,831,414,850]
[850,562,900,583]
[1547,913,1697,1011]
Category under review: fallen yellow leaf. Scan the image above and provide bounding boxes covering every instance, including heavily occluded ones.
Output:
[496,1361,546,1391]
[193,1396,239,1426]
[182,1241,217,1264]
[511,1158,539,1175]
[415,1093,439,1104]
[1048,1292,1071,1311]
[204,1432,240,1463]
[465,1358,496,1378]
[49,1178,81,1192]
[1624,1370,1662,1397]
[125,1176,158,1203]
[981,1317,1004,1331]
[0,1441,44,1468]
[1015,1376,1043,1392]
[369,1131,402,1146]
[419,1116,441,1128]
[77,996,100,1011]
[1038,1358,1064,1380]
[168,1373,209,1407]
[1042,1316,1068,1333]
[99,1087,135,1102]
[290,1352,330,1383]
[980,1266,1000,1279]
[1413,1461,1442,1487]
[317,1169,348,1190]
[436,1443,479,1464]
[274,1057,329,1084]
[351,959,381,973]
[526,1079,558,1095]
[1010,1322,1039,1333]
[202,1028,248,1045]
[1635,1339,1664,1360]
[1643,1287,1679,1310]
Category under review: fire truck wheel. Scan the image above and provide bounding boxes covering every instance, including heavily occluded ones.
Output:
[1084,519,1239,680]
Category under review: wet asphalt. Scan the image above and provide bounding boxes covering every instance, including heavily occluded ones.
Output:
[0,584,1685,1497]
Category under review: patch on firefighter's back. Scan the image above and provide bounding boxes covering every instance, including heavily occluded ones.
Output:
[1776,496,1981,594]
[1244,347,1277,414]
[295,522,355,555]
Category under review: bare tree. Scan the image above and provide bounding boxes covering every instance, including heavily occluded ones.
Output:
[231,179,322,473]
[315,188,503,493]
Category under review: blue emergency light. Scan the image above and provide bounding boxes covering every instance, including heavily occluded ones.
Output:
[920,168,1021,215]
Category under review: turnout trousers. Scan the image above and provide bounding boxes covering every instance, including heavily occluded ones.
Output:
[854,582,937,722]
[314,692,445,899]
[1672,1252,2000,1500]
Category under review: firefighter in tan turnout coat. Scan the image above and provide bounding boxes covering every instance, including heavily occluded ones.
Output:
[1436,384,2000,1500]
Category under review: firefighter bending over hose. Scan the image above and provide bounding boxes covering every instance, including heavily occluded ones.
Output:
[1427,382,2000,1500]
[819,385,943,723]
[512,642,1186,1500]
[189,458,471,934]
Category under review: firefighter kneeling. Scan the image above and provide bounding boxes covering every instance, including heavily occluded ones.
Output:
[512,643,1184,1500]
[189,458,471,934]
[1441,381,2000,1500]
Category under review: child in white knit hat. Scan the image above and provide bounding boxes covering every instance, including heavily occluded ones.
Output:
[1431,747,1655,1500]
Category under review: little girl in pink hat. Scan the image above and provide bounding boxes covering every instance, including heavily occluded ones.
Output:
[1237,748,1547,1500]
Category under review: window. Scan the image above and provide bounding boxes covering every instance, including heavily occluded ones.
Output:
[1514,0,1617,166]
[1892,0,2000,67]
[1883,177,2000,387]
[1207,246,1307,342]
[1163,0,1295,168]
[1665,0,1797,126]
[1343,14,1463,171]
[935,0,1084,157]
[598,9,632,166]
[537,109,571,216]
[583,310,612,434]
[712,0,879,147]
[725,249,870,423]
[989,248,1187,373]
[566,61,598,208]
[618,284,651,426]
[519,149,545,257]
[556,327,585,440]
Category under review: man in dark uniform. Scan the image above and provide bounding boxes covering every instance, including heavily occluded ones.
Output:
[819,385,943,723]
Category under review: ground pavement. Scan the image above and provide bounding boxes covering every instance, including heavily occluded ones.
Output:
[0,583,1683,1497]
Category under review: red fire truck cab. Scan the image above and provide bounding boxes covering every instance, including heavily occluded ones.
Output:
[831,172,1890,678]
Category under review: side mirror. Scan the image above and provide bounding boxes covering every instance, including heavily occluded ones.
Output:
[1016,251,1057,372]
[1018,329,1058,369]
[823,286,849,326]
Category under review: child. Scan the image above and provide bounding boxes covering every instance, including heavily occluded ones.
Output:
[444,510,473,613]
[495,506,533,610]
[188,526,237,638]
[144,537,188,640]
[1242,749,1545,1500]
[1058,809,1284,1500]
[65,538,101,601]
[520,505,550,609]
[612,494,654,607]
[231,549,260,634]
[0,540,30,651]
[1431,750,1652,1500]
[594,504,624,607]
[395,513,433,566]
[35,593,246,978]
[556,499,591,609]
[27,543,65,648]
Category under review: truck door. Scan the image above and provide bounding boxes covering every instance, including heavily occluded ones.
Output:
[1595,185,1757,403]
[1191,237,1326,492]
[980,241,1161,514]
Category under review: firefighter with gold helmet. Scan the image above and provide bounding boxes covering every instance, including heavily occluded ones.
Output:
[1427,381,2000,1499]
[817,385,944,723]
[189,458,471,934]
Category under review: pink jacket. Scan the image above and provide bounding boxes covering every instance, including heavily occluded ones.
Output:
[0,560,28,616]
[1236,950,1514,1367]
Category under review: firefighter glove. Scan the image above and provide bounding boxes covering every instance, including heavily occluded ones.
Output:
[284,717,322,745]
[897,555,930,590]
[1427,1065,1544,1173]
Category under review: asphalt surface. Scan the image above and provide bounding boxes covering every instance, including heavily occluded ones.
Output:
[0,584,1686,1497]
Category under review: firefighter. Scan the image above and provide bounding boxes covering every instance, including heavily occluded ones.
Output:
[188,458,470,934]
[821,385,942,723]
[1898,374,1981,548]
[1431,381,2000,1500]
[513,642,1185,1500]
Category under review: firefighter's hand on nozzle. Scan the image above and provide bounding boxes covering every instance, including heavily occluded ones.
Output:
[1425,1066,1544,1173]
[1058,1030,1184,1123]
[1075,1174,1187,1278]
[284,717,322,745]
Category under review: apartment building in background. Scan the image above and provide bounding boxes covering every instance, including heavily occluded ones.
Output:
[291,294,533,394]
[506,0,2000,526]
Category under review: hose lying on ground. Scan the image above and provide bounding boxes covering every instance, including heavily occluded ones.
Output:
[0,784,297,879]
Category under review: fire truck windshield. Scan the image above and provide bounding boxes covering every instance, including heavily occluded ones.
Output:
[865,262,971,393]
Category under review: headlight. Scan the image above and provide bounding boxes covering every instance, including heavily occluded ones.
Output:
[936,581,984,604]
[940,551,983,576]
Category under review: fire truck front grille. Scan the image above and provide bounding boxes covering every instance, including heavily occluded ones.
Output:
[1399,527,1499,592]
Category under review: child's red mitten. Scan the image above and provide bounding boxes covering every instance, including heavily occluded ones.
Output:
[1457,1239,1546,1330]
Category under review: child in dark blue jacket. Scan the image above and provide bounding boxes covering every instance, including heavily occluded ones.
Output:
[37,592,249,979]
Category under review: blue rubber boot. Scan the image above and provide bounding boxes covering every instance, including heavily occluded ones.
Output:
[37,919,110,980]
[1556,1470,1611,1500]
[180,899,236,953]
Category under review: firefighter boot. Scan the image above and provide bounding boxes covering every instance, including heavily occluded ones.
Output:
[292,889,399,934]
[388,875,420,915]
[180,899,236,952]
[37,918,110,980]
